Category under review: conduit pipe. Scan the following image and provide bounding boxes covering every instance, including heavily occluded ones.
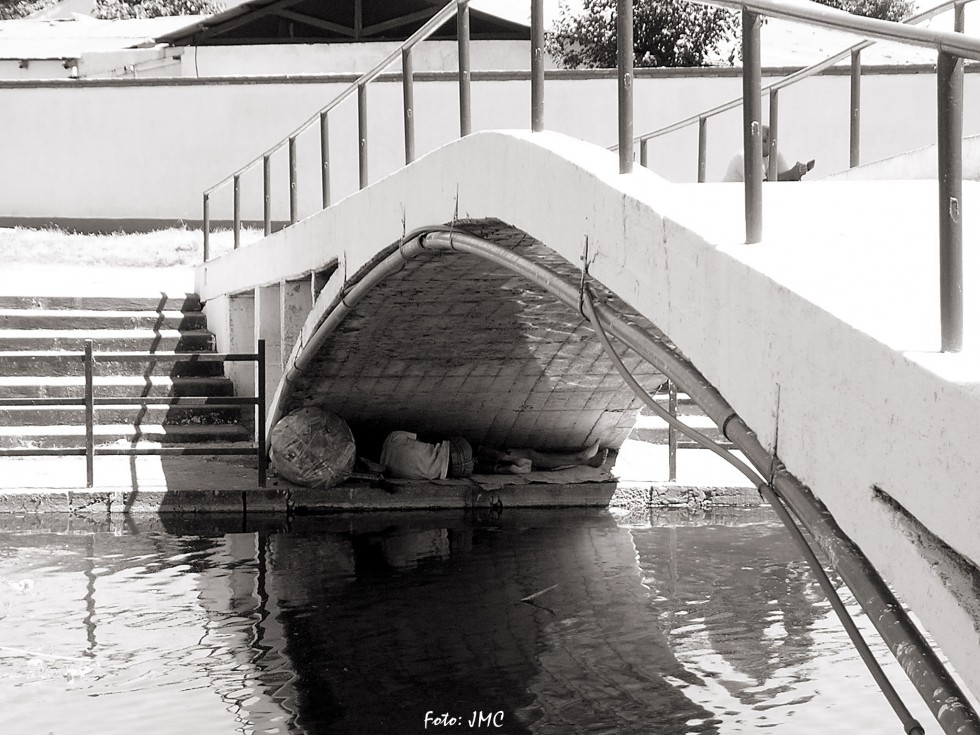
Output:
[582,288,926,735]
[267,226,980,735]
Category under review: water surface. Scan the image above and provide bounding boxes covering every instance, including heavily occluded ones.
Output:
[0,508,939,734]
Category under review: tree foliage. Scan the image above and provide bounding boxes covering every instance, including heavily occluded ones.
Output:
[546,0,738,68]
[93,0,222,19]
[811,0,915,22]
[0,0,58,19]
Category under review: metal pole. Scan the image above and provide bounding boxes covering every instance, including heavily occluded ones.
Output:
[955,0,966,32]
[320,111,331,208]
[257,338,267,488]
[288,136,297,225]
[668,381,678,482]
[402,48,416,164]
[850,48,862,168]
[457,0,472,137]
[742,9,764,243]
[358,83,369,189]
[233,174,241,249]
[938,50,964,352]
[263,154,272,236]
[202,193,210,262]
[767,89,780,182]
[531,0,545,131]
[84,339,94,488]
[640,138,649,168]
[617,0,633,174]
[697,117,708,183]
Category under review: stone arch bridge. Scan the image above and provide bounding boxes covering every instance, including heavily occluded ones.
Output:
[197,130,980,699]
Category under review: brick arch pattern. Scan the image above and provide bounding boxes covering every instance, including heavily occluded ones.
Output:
[284,219,667,452]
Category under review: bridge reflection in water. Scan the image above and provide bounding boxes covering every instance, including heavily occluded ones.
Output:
[0,509,945,734]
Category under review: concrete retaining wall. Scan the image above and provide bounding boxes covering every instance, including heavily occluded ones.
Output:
[5,66,980,225]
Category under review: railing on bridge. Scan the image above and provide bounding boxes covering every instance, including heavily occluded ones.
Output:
[0,340,267,488]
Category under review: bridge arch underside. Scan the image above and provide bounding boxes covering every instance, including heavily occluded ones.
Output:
[285,219,667,454]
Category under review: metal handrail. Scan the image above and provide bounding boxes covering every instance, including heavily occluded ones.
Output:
[0,340,267,487]
[631,0,974,148]
[202,0,461,196]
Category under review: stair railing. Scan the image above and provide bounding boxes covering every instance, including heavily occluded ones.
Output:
[0,339,267,488]
[628,0,973,179]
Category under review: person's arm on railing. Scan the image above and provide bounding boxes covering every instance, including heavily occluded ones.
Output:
[777,159,815,181]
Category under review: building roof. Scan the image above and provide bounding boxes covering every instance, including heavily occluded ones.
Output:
[154,0,530,46]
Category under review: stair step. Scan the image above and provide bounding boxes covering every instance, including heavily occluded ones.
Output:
[0,375,235,399]
[0,377,235,400]
[0,294,201,311]
[0,404,244,426]
[0,423,253,449]
[0,352,226,378]
[0,329,215,352]
[0,309,208,330]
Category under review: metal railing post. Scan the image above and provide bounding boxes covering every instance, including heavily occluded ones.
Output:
[698,117,708,182]
[84,340,94,488]
[320,112,331,208]
[767,89,780,182]
[457,0,472,137]
[263,154,272,236]
[233,174,241,249]
[850,49,862,168]
[402,48,416,163]
[668,381,678,482]
[742,9,764,243]
[288,136,298,224]
[531,0,545,131]
[938,50,964,352]
[257,339,267,487]
[617,0,634,174]
[358,83,369,189]
[640,138,649,168]
[955,0,966,31]
[202,193,210,262]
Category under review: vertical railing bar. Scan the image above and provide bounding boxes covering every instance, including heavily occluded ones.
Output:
[742,9,764,243]
[233,174,241,249]
[358,83,369,189]
[668,381,678,483]
[850,49,862,168]
[531,0,545,131]
[617,0,634,174]
[202,193,210,262]
[938,49,964,352]
[955,0,966,32]
[263,154,272,236]
[320,111,331,208]
[84,340,94,488]
[640,138,649,168]
[697,117,708,183]
[457,0,472,137]
[288,136,298,225]
[768,89,780,182]
[257,339,267,488]
[402,47,416,164]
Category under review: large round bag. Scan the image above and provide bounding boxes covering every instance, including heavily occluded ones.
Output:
[269,407,356,488]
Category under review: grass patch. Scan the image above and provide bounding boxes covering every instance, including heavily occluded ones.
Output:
[0,226,265,268]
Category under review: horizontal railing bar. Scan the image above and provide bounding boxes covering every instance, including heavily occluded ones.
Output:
[0,397,86,406]
[691,0,980,59]
[634,0,974,145]
[203,0,460,196]
[0,351,259,362]
[0,446,257,457]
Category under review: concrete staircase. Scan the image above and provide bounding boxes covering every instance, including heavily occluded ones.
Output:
[0,293,253,452]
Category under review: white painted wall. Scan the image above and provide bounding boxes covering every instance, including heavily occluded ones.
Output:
[197,130,980,702]
[4,67,980,224]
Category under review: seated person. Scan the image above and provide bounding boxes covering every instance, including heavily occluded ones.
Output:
[377,431,607,480]
[723,125,814,182]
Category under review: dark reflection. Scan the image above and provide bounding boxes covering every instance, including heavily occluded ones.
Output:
[0,509,836,735]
